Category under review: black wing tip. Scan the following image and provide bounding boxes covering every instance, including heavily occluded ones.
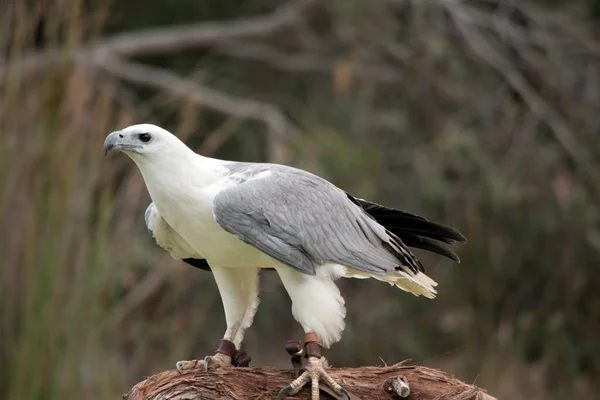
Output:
[446,226,467,244]
[439,246,461,263]
[415,221,467,244]
[405,234,463,263]
[350,194,468,243]
[448,232,467,245]
[398,216,468,244]
[447,251,461,263]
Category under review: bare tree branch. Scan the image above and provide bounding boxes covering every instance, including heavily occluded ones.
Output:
[441,0,600,185]
[87,54,298,141]
[214,40,402,83]
[123,362,498,400]
[92,0,318,57]
[0,0,319,83]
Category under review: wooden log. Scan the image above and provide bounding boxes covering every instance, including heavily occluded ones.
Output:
[122,361,497,400]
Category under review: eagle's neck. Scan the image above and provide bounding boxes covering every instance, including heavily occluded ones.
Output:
[133,151,227,222]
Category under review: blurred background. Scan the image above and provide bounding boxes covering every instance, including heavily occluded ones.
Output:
[1,0,599,399]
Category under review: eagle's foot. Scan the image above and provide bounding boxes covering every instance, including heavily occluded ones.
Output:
[202,352,232,371]
[175,358,206,373]
[277,356,349,400]
[279,332,349,400]
[175,339,251,373]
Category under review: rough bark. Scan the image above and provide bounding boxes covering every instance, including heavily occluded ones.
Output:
[122,362,497,400]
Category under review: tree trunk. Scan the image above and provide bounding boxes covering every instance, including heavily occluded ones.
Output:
[122,361,497,400]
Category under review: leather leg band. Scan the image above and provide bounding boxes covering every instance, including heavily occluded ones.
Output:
[285,340,304,356]
[304,332,320,344]
[285,340,304,377]
[216,339,236,357]
[217,339,251,366]
[304,332,322,358]
[305,341,322,358]
[231,350,251,367]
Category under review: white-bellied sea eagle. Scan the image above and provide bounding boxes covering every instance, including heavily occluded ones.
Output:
[104,124,466,400]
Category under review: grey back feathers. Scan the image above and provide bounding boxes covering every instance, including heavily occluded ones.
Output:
[213,163,427,276]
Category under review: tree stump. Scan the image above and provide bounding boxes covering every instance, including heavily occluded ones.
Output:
[122,361,497,400]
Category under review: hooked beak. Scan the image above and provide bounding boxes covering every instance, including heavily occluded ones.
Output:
[103,131,142,155]
[104,131,122,156]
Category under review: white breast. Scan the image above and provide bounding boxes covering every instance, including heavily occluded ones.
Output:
[151,179,273,269]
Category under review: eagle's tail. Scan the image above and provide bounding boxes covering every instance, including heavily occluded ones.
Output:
[343,267,438,298]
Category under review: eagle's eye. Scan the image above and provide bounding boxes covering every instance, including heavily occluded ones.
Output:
[138,133,152,143]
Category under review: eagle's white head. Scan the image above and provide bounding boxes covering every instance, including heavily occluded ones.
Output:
[103,124,192,162]
[104,123,226,193]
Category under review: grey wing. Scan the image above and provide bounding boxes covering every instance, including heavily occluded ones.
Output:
[145,203,211,271]
[212,165,423,276]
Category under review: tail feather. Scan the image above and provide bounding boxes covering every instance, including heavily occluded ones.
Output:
[343,267,438,298]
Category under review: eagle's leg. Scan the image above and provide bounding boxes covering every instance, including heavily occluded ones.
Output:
[175,266,260,373]
[278,333,350,400]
